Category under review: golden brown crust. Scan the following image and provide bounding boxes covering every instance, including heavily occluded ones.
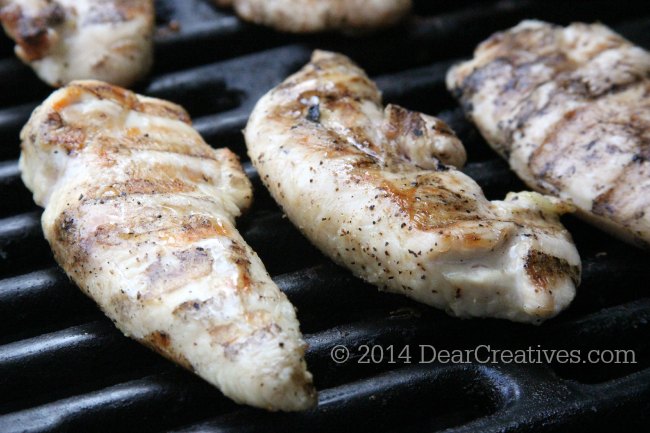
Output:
[376,175,481,232]
[216,0,412,33]
[21,80,315,411]
[263,52,552,243]
[139,330,195,371]
[58,81,191,123]
[0,1,64,61]
[247,50,581,323]
[524,250,580,292]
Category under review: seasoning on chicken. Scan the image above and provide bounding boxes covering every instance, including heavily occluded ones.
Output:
[0,0,154,87]
[19,80,316,411]
[246,50,581,324]
[215,0,412,33]
[447,20,650,248]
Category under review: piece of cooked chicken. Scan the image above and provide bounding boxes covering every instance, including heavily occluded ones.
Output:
[0,0,154,87]
[245,50,581,324]
[214,0,412,33]
[19,80,316,411]
[447,20,650,249]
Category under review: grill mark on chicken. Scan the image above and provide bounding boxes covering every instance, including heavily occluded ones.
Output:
[447,20,650,248]
[58,82,191,122]
[144,163,214,185]
[230,240,253,291]
[146,248,214,297]
[35,83,215,162]
[376,175,481,231]
[89,178,197,197]
[83,0,147,25]
[0,0,154,87]
[52,210,89,273]
[276,96,474,231]
[527,108,584,192]
[20,80,316,411]
[171,300,281,362]
[52,205,231,282]
[215,0,412,34]
[0,1,64,61]
[74,206,231,247]
[247,50,581,323]
[223,324,282,362]
[139,330,195,371]
[41,112,88,155]
[525,250,580,292]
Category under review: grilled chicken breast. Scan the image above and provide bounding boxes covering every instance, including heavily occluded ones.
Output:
[246,51,580,323]
[215,0,411,33]
[19,81,316,411]
[0,0,154,87]
[447,20,650,248]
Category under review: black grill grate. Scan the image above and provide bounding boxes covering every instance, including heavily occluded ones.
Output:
[1,1,650,432]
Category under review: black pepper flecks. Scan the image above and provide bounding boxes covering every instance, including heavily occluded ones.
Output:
[306,104,320,123]
[436,161,450,172]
